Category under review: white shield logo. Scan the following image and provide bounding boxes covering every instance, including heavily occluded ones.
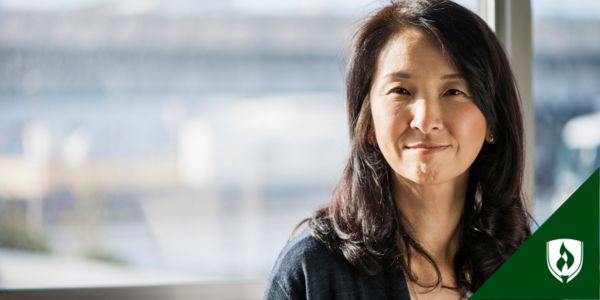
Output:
[546,239,584,283]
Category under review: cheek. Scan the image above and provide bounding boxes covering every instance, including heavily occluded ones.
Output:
[371,101,410,147]
[450,104,487,152]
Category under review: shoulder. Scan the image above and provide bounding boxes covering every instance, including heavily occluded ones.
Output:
[276,228,340,269]
[263,229,351,299]
[263,228,411,300]
[266,228,346,279]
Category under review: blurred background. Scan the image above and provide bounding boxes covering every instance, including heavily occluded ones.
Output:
[0,0,598,294]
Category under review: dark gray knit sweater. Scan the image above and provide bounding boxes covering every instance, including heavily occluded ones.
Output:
[263,229,411,300]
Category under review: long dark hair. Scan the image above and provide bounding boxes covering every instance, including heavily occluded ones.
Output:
[303,0,532,295]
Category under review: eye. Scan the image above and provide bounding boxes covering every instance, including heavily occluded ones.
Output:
[445,89,465,96]
[392,87,411,95]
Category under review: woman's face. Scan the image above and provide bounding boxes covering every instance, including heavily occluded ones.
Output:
[369,27,488,185]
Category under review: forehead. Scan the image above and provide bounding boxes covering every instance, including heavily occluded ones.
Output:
[374,26,457,78]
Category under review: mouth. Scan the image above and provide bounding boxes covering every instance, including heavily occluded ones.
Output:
[404,143,450,154]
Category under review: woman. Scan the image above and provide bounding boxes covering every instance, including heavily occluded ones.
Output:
[264,0,531,299]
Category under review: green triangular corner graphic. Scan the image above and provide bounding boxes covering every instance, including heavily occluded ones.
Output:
[470,169,600,299]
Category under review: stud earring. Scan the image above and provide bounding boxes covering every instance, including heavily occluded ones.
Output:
[487,132,495,144]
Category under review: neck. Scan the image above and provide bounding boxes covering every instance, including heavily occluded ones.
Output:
[394,170,469,267]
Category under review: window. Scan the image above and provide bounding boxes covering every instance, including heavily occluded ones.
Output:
[0,0,487,298]
[0,0,355,290]
[532,0,600,222]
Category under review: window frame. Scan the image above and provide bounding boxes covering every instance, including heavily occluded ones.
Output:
[480,0,535,210]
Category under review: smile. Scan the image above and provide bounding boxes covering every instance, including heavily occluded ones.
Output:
[404,144,450,154]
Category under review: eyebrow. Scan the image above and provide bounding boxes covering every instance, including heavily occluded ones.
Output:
[383,71,411,79]
[440,73,465,80]
[383,71,465,80]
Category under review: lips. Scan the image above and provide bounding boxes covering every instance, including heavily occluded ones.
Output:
[404,143,449,154]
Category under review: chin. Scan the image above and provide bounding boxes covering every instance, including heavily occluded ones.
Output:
[408,174,445,185]
[400,166,448,185]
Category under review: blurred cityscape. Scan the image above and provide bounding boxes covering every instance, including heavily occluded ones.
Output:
[0,10,352,288]
[0,0,599,290]
[532,18,600,218]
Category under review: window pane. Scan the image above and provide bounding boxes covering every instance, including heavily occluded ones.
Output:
[0,0,480,290]
[533,0,600,222]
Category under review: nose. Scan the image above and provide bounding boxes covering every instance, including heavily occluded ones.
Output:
[409,98,444,134]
